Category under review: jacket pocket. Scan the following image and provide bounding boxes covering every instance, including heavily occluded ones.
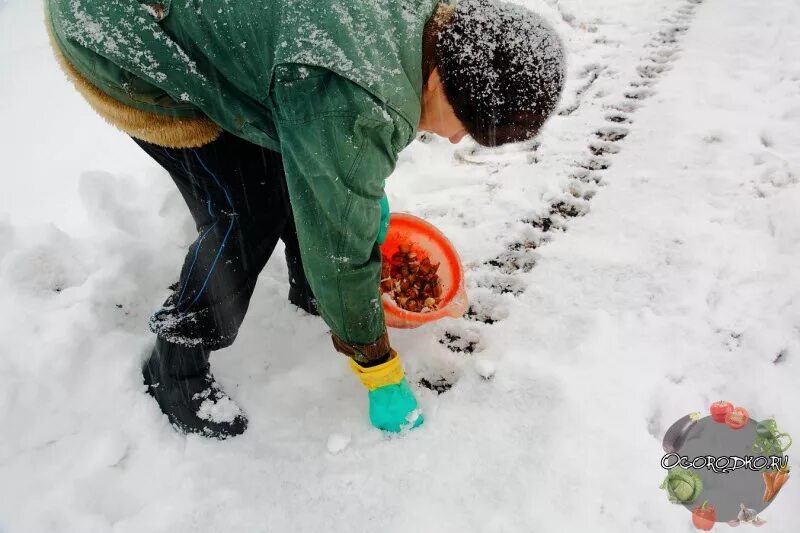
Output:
[272,65,363,124]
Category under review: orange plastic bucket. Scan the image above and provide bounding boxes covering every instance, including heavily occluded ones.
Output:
[380,213,468,329]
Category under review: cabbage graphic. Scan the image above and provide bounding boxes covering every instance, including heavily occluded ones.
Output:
[660,467,704,503]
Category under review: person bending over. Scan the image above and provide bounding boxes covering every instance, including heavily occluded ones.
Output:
[46,0,565,438]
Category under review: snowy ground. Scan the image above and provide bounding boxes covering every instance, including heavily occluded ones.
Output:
[2,0,800,532]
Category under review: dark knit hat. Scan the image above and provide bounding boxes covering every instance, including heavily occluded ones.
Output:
[436,0,566,146]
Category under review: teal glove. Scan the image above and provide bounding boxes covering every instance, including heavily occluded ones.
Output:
[368,378,424,432]
[377,194,390,245]
[349,350,424,432]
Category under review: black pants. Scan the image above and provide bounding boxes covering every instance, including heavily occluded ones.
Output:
[134,132,314,350]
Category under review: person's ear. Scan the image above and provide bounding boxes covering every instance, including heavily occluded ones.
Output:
[426,68,442,92]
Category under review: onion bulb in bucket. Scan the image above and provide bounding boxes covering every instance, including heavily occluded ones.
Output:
[379,213,467,329]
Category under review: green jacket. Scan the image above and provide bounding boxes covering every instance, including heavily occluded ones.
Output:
[47,0,438,345]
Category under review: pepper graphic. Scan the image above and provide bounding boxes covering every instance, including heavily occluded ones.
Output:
[691,501,716,531]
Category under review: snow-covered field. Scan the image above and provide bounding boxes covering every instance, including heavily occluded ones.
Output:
[2,0,799,531]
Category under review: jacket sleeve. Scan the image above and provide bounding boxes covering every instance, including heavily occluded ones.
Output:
[270,67,410,346]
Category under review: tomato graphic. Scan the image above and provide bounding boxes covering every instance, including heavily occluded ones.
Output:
[709,401,733,423]
[725,407,750,430]
[692,501,716,530]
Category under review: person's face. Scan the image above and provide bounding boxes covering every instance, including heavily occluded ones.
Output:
[418,69,468,144]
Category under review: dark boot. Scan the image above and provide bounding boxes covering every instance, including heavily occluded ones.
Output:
[285,246,319,316]
[142,337,248,439]
[288,282,319,315]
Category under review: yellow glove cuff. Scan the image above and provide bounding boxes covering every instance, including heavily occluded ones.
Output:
[349,350,405,391]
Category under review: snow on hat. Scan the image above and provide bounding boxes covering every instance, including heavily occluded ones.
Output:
[436,0,566,146]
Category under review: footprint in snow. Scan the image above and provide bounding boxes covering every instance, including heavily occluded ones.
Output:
[595,126,630,142]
